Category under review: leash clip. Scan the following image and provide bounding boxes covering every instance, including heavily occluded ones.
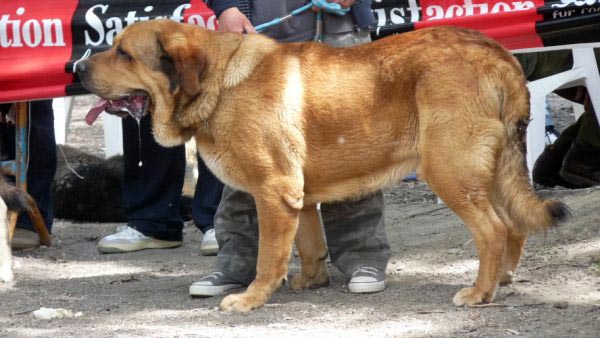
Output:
[72,49,92,73]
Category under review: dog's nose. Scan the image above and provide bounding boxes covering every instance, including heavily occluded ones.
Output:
[75,60,87,74]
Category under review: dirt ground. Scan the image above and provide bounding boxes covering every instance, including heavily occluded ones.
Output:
[0,95,599,338]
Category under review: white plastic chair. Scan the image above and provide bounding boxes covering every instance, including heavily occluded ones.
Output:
[525,46,600,178]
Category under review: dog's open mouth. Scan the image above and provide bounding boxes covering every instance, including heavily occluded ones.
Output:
[85,91,150,125]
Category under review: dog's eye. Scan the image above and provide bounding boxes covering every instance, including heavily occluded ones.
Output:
[116,47,131,60]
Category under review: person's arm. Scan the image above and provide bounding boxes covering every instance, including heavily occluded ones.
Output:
[350,0,375,31]
[333,0,355,8]
[206,0,256,33]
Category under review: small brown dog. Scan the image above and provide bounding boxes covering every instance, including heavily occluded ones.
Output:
[77,19,569,312]
[0,175,30,283]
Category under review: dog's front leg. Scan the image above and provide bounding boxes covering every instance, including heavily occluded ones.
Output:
[220,185,302,312]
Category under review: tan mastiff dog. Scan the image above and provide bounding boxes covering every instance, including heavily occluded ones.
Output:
[77,19,569,312]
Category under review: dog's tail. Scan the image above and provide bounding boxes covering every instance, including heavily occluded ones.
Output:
[493,70,570,234]
[0,176,31,213]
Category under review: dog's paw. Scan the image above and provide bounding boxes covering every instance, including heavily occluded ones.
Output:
[453,287,489,306]
[220,292,266,313]
[499,271,514,286]
[290,271,329,290]
[0,266,14,284]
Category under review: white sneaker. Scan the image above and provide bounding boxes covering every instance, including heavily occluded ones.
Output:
[189,271,244,297]
[200,228,218,256]
[97,226,181,253]
[347,266,386,294]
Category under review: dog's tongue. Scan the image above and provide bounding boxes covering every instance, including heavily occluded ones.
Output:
[85,99,109,126]
[86,95,148,126]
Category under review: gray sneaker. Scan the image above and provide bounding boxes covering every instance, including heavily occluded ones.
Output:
[189,271,244,297]
[347,266,386,294]
[97,226,181,254]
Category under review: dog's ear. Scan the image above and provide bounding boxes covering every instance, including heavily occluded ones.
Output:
[157,32,206,96]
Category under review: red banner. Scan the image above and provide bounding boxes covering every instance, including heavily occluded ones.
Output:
[371,0,600,49]
[1,1,78,103]
[0,0,216,103]
[414,0,545,50]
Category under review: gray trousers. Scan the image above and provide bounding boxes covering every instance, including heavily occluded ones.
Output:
[213,30,391,286]
[215,186,391,285]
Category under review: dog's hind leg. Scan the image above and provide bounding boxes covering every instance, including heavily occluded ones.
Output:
[220,181,303,312]
[500,229,527,285]
[491,200,528,285]
[290,204,330,290]
[419,120,509,306]
[429,180,508,306]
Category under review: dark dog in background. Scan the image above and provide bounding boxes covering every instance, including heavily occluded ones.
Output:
[53,145,193,222]
[53,145,126,222]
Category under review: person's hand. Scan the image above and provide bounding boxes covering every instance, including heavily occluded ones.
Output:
[333,0,356,8]
[311,0,353,15]
[217,7,256,33]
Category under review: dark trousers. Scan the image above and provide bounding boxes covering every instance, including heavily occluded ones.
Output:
[215,186,391,285]
[192,155,225,231]
[122,114,224,241]
[16,100,57,233]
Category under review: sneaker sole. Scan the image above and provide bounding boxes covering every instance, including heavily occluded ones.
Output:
[200,243,219,256]
[348,281,385,294]
[189,283,244,297]
[97,241,182,254]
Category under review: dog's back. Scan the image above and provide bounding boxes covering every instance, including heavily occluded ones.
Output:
[0,175,31,214]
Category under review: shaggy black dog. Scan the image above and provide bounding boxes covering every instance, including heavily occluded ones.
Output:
[53,145,192,222]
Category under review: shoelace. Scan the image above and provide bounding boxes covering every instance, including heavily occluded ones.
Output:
[201,271,224,282]
[113,226,146,239]
[351,266,379,278]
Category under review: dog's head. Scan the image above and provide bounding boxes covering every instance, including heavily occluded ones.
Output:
[77,19,211,146]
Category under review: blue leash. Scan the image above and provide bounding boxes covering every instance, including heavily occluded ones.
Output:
[254,3,313,33]
[254,1,349,37]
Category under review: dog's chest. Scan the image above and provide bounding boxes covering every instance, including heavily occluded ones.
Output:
[195,143,246,192]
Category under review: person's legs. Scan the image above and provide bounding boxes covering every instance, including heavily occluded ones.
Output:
[560,98,600,187]
[97,114,185,253]
[16,100,56,232]
[533,119,581,187]
[321,191,391,293]
[189,186,256,296]
[212,186,260,284]
[192,155,224,232]
[192,154,224,255]
[13,100,56,249]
